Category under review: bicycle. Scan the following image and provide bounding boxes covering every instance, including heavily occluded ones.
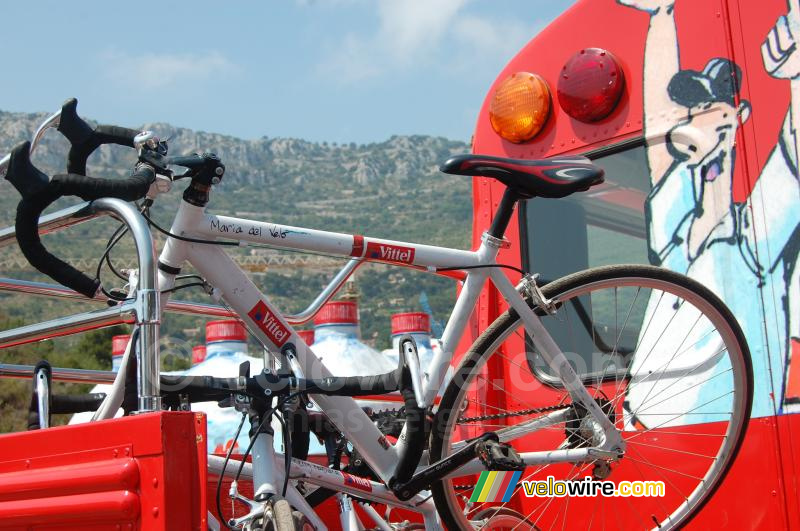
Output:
[0,99,753,530]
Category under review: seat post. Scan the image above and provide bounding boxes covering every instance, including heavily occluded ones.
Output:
[487,187,523,239]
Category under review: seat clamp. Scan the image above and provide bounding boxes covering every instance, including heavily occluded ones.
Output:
[481,232,511,249]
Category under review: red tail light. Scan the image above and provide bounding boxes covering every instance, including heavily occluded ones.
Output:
[557,48,625,123]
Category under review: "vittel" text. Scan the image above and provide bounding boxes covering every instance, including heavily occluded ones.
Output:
[248,301,290,347]
[365,242,415,264]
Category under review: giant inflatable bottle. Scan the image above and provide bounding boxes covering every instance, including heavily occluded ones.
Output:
[311,301,394,377]
[186,320,264,453]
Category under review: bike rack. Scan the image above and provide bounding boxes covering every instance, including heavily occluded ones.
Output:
[0,198,163,412]
[0,363,116,385]
[0,199,363,395]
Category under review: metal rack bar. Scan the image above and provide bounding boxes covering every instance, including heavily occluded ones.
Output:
[0,201,96,248]
[0,277,235,318]
[0,198,162,412]
[0,304,135,349]
[0,364,115,384]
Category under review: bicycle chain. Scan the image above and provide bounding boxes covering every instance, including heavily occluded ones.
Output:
[365,403,568,492]
[457,403,565,423]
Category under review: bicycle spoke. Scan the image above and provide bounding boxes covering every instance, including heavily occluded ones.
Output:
[624,327,720,406]
[632,367,732,416]
[433,268,750,531]
[628,338,727,410]
[625,439,718,460]
[627,307,703,415]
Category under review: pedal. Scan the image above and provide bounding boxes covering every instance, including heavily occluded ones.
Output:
[476,439,526,471]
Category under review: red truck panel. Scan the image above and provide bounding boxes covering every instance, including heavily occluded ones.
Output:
[0,412,207,530]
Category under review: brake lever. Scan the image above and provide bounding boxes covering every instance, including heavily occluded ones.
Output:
[31,109,62,155]
[0,105,64,179]
[135,133,173,178]
[0,153,9,180]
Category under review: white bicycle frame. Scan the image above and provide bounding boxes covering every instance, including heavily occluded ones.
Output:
[156,197,625,528]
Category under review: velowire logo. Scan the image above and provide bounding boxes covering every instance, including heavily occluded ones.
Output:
[469,471,522,503]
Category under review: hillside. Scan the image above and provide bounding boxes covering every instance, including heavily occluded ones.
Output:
[0,107,474,431]
[0,109,473,424]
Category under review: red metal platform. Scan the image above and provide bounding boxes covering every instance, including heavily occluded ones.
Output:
[0,411,207,530]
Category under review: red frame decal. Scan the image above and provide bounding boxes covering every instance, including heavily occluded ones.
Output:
[248,301,290,347]
[365,242,415,264]
[342,472,373,492]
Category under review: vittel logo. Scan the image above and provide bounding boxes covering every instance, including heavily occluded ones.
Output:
[342,472,373,492]
[366,242,415,264]
[248,301,290,347]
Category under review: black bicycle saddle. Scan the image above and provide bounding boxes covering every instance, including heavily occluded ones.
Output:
[440,153,604,199]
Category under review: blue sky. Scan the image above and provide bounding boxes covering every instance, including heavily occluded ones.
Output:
[1,1,574,144]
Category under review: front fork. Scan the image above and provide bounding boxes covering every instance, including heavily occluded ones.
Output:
[252,430,280,501]
[494,270,625,457]
[227,405,282,529]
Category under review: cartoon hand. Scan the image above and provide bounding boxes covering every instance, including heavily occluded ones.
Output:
[763,13,800,79]
[617,0,674,15]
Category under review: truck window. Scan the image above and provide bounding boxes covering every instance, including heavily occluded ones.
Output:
[520,139,652,382]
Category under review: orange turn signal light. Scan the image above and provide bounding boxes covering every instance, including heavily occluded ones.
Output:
[489,72,551,143]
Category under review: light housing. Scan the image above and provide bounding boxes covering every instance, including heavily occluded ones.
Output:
[489,72,552,143]
[557,48,625,123]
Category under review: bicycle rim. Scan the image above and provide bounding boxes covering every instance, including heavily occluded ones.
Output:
[431,265,752,530]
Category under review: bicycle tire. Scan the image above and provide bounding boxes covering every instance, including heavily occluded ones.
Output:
[291,510,314,531]
[251,498,296,531]
[430,264,753,530]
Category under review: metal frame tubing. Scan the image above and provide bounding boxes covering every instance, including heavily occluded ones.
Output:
[0,199,161,412]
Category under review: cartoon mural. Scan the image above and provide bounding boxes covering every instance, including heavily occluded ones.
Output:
[763,0,800,409]
[620,0,800,418]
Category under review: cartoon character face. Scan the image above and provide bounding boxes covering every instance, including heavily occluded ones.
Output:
[663,58,752,188]
[666,101,748,182]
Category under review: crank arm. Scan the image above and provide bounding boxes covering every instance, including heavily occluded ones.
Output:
[392,432,498,501]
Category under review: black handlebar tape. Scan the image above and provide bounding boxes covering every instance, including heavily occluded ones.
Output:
[27,393,106,429]
[13,158,156,298]
[4,142,50,198]
[57,98,94,148]
[50,393,107,414]
[159,374,243,404]
[57,98,140,175]
[299,367,404,396]
[168,154,206,169]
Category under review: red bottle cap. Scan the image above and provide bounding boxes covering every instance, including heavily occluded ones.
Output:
[314,301,358,326]
[206,320,248,343]
[391,313,430,335]
[112,335,131,358]
[297,330,315,345]
[192,345,207,364]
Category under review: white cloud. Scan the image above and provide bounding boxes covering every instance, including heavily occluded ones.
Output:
[450,14,539,73]
[100,50,240,90]
[318,0,468,82]
[318,0,541,84]
[376,0,469,64]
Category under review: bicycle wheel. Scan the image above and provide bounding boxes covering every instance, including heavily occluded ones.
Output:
[430,264,752,530]
[247,498,298,531]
